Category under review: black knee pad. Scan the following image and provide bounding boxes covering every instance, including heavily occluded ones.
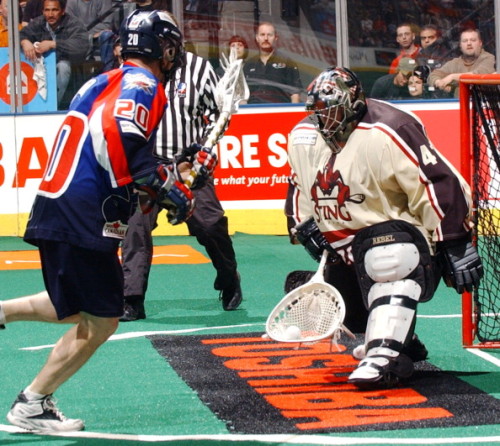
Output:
[352,220,435,305]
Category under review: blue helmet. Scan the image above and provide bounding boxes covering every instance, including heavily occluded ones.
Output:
[120,10,184,67]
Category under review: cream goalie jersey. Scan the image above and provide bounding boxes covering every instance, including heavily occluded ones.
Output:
[287,98,473,264]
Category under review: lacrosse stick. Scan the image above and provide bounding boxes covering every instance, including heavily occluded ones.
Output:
[265,250,353,345]
[183,47,249,187]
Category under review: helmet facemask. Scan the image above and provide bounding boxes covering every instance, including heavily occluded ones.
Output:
[159,37,185,82]
[306,68,366,153]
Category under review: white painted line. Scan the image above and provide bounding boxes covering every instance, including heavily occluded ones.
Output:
[417,314,462,318]
[466,348,500,367]
[20,323,265,350]
[152,254,189,257]
[0,426,498,445]
[4,260,40,264]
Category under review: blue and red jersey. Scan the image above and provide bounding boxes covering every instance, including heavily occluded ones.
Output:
[24,61,167,252]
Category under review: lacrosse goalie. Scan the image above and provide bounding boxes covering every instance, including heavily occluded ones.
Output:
[285,67,483,388]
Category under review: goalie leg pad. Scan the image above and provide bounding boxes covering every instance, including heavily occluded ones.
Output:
[349,220,432,387]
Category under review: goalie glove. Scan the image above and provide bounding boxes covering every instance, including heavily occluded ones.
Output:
[437,237,483,294]
[135,164,195,225]
[177,143,217,189]
[292,216,339,263]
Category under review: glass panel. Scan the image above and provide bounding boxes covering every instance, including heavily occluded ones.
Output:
[2,0,498,114]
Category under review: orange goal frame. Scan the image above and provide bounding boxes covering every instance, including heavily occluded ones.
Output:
[459,73,500,348]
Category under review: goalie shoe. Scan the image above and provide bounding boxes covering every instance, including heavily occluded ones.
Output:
[348,347,414,389]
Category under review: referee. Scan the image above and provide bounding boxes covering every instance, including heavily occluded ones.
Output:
[120,16,242,320]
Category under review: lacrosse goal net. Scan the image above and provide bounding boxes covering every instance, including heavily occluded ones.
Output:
[459,74,500,348]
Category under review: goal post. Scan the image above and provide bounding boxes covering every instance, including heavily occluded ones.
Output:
[459,74,500,348]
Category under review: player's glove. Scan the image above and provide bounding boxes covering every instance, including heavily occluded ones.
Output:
[155,164,195,224]
[135,164,195,225]
[177,143,217,189]
[292,216,339,263]
[437,236,483,294]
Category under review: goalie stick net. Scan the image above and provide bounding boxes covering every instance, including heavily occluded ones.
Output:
[459,74,500,348]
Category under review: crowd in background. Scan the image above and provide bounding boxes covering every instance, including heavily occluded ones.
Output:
[1,0,497,108]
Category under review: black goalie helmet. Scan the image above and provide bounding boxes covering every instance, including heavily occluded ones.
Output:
[120,10,184,75]
[306,67,367,153]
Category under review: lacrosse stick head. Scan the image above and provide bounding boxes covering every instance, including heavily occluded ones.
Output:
[216,48,249,114]
[266,251,346,343]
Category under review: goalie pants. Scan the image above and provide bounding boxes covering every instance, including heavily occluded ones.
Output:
[122,179,239,302]
[324,262,369,333]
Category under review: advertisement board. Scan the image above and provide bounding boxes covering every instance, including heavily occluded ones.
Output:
[0,102,460,236]
[0,50,57,113]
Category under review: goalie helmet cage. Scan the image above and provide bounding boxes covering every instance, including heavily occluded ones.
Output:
[459,74,500,348]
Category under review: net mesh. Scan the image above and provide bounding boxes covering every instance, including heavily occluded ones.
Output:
[266,285,344,342]
[470,83,500,342]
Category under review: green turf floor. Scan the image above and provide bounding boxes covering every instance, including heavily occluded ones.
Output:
[0,234,499,445]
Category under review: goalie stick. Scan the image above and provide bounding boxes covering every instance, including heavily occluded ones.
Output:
[265,250,353,344]
[183,48,249,187]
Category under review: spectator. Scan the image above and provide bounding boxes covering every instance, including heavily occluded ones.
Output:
[20,0,89,105]
[216,35,248,77]
[428,28,495,98]
[0,0,22,46]
[0,0,8,46]
[65,0,116,72]
[120,11,242,321]
[388,23,421,74]
[416,24,452,70]
[370,57,415,100]
[407,64,444,99]
[22,0,43,26]
[110,33,122,69]
[228,34,248,61]
[243,22,302,104]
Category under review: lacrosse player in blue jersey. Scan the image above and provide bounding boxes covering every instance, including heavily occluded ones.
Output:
[0,10,210,432]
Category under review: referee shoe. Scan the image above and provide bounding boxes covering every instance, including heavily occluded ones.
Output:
[220,272,242,311]
[7,391,84,432]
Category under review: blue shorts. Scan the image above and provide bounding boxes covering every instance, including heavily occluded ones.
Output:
[38,240,124,320]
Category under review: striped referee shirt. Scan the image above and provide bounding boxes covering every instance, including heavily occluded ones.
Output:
[155,51,220,160]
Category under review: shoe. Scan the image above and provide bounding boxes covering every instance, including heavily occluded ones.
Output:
[0,325,5,330]
[219,272,242,311]
[7,391,84,432]
[348,349,414,389]
[402,334,428,362]
[119,302,146,322]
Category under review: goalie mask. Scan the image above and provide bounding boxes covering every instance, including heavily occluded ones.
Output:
[120,10,185,80]
[306,67,367,153]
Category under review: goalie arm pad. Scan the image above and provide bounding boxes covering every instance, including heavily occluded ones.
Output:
[292,216,339,263]
[437,235,484,293]
[135,164,194,225]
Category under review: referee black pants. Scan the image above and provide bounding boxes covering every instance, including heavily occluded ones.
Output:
[121,179,239,303]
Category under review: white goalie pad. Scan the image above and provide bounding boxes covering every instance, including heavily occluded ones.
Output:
[365,279,422,345]
[365,242,420,283]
